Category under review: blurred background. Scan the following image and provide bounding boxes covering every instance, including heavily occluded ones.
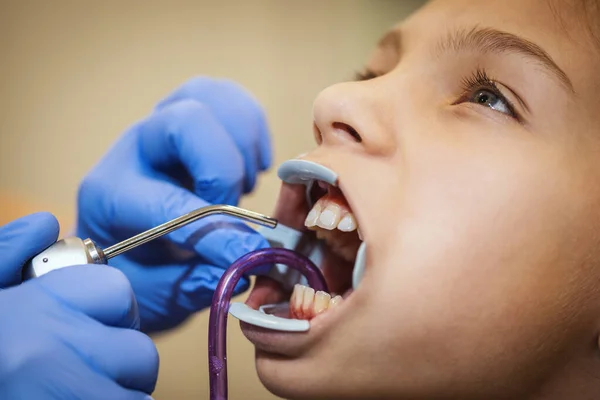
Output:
[0,0,424,398]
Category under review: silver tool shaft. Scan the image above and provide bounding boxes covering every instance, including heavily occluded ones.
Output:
[23,204,277,280]
[103,205,278,260]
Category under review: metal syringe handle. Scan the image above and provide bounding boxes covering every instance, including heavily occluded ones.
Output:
[22,237,106,280]
[22,205,278,281]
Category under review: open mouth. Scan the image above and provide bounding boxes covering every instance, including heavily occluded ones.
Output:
[229,159,367,331]
[288,178,362,318]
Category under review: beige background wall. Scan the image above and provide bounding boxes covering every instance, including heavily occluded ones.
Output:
[0,1,424,398]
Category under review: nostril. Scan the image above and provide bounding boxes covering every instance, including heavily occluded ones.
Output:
[332,122,362,143]
[313,122,323,145]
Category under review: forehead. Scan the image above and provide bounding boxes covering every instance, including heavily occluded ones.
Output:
[371,0,599,95]
[420,0,567,29]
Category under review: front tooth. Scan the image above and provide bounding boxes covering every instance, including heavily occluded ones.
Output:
[292,284,305,319]
[313,291,331,315]
[289,284,298,317]
[301,287,315,318]
[304,203,321,228]
[337,213,357,232]
[317,203,341,230]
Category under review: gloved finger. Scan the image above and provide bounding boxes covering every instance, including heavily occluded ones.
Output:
[71,373,155,400]
[119,245,270,334]
[4,350,154,400]
[81,382,154,400]
[0,212,59,288]
[139,99,245,205]
[71,327,159,394]
[155,77,272,192]
[173,262,251,312]
[33,265,140,329]
[115,258,251,333]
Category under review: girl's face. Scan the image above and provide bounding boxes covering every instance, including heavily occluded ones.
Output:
[243,0,600,398]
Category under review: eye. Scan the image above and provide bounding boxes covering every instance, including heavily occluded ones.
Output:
[471,89,512,115]
[456,69,521,121]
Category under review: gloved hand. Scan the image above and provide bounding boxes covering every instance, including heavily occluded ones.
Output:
[77,77,273,333]
[0,213,158,400]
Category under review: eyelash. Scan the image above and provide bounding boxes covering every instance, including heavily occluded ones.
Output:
[457,68,520,121]
[355,67,522,122]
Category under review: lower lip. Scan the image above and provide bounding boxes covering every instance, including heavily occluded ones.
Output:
[239,310,339,357]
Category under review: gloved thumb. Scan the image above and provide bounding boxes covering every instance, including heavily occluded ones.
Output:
[0,212,60,288]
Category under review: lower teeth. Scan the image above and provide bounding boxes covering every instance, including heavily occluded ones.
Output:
[289,284,343,320]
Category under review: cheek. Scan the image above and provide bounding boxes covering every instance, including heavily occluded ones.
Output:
[364,136,600,389]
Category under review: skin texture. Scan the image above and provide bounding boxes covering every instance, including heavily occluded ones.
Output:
[242,0,600,399]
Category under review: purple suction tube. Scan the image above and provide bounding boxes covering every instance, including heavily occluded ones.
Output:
[208,247,328,400]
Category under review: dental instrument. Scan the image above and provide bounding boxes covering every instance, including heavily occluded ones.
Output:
[208,248,328,400]
[22,205,278,280]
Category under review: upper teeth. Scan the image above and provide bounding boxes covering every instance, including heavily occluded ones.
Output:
[305,198,358,232]
[338,214,357,232]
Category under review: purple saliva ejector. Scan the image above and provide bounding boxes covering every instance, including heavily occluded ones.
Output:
[208,159,368,399]
[208,248,328,400]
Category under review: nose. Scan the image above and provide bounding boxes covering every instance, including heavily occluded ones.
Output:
[312,80,396,154]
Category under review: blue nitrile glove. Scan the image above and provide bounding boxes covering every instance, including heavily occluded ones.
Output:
[77,77,273,333]
[0,213,158,400]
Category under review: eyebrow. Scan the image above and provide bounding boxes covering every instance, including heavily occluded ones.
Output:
[436,26,574,93]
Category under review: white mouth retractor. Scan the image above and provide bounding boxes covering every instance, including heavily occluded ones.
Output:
[229,159,366,332]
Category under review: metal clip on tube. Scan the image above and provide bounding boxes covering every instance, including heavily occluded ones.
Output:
[208,248,328,400]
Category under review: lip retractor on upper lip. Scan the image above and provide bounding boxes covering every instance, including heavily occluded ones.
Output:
[277,159,339,187]
[229,159,367,332]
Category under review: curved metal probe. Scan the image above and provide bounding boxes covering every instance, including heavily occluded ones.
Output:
[103,205,277,260]
[22,205,278,281]
[208,248,328,400]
